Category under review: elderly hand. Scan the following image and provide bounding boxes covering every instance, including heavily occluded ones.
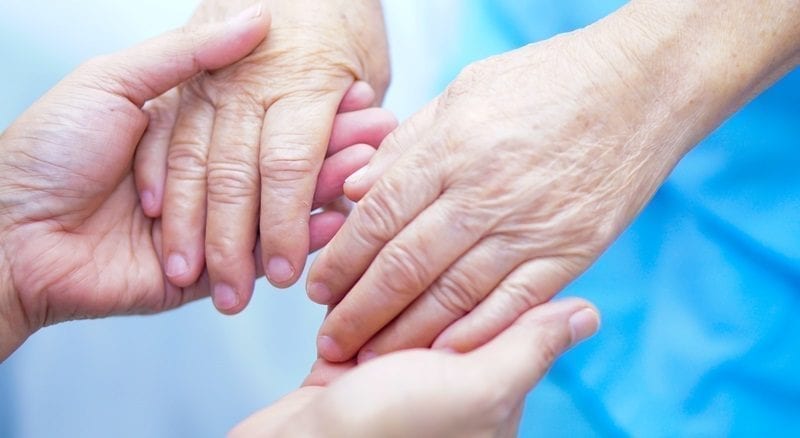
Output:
[230,299,600,438]
[308,0,800,362]
[133,0,390,314]
[0,5,386,361]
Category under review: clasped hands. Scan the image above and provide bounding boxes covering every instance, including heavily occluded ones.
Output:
[0,1,604,435]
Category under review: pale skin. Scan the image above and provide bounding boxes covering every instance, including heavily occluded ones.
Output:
[133,0,390,314]
[231,298,600,438]
[0,7,391,361]
[0,10,602,438]
[307,0,800,362]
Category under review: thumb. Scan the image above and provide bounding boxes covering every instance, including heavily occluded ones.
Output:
[75,2,270,106]
[461,298,600,401]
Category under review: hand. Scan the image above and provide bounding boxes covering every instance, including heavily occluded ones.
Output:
[135,82,398,311]
[230,299,600,438]
[0,5,273,360]
[307,1,800,362]
[133,0,390,314]
[0,5,343,360]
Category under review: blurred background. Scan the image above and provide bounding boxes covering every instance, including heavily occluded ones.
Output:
[2,1,799,436]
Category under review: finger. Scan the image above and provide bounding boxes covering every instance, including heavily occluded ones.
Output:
[328,107,397,155]
[433,257,578,353]
[328,108,397,156]
[161,90,215,287]
[338,81,376,113]
[135,88,181,217]
[305,105,437,303]
[204,105,264,313]
[461,297,599,400]
[314,144,376,210]
[259,87,350,288]
[150,219,205,309]
[78,3,271,106]
[357,236,523,361]
[316,194,493,362]
[309,210,348,254]
[343,100,437,202]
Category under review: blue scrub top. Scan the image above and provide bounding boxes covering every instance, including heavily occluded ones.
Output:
[447,1,800,436]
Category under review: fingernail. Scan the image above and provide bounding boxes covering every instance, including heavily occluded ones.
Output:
[229,3,263,23]
[166,253,189,278]
[267,256,295,285]
[308,282,332,304]
[345,166,369,185]
[569,308,600,346]
[317,335,344,361]
[358,349,378,363]
[140,190,155,213]
[213,283,239,312]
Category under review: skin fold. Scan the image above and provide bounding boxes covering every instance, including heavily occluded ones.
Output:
[133,0,390,314]
[0,6,391,361]
[230,298,599,438]
[306,0,800,362]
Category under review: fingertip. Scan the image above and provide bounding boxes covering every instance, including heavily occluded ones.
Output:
[265,256,297,288]
[309,210,347,253]
[317,335,347,363]
[568,307,601,347]
[314,144,375,208]
[212,283,241,314]
[343,166,372,201]
[139,190,158,217]
[307,282,333,304]
[339,81,376,113]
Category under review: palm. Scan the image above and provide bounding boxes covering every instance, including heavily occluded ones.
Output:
[0,85,203,329]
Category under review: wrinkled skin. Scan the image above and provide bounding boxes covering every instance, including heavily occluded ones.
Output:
[309,0,800,363]
[231,299,600,438]
[308,23,691,362]
[0,7,389,360]
[134,0,390,314]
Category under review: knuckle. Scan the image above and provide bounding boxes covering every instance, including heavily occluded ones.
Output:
[501,277,549,313]
[167,141,208,175]
[376,243,430,297]
[205,238,243,269]
[351,189,403,246]
[259,148,318,185]
[428,270,482,317]
[207,162,258,204]
[144,101,175,128]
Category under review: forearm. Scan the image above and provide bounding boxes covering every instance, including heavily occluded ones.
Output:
[602,0,799,154]
[530,0,800,218]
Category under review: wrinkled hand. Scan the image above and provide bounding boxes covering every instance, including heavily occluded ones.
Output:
[0,7,272,360]
[134,0,390,314]
[230,299,600,438]
[308,22,694,362]
[0,7,392,360]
